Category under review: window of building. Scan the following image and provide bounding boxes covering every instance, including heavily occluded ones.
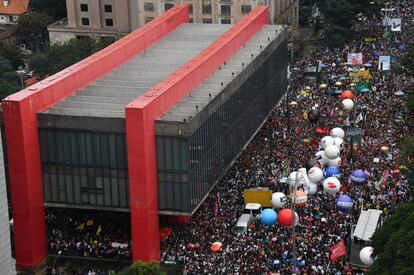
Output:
[221,5,231,16]
[188,4,193,14]
[81,17,90,25]
[221,19,231,24]
[145,16,154,23]
[105,18,113,27]
[202,18,212,24]
[202,3,212,14]
[241,5,251,14]
[80,4,88,12]
[144,3,154,12]
[104,5,112,13]
[164,3,174,11]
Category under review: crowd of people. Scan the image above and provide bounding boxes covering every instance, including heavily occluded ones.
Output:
[160,1,414,274]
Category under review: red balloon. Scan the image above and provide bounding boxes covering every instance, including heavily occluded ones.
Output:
[278,209,294,227]
[340,90,354,100]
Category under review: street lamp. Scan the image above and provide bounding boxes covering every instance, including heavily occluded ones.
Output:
[52,250,62,272]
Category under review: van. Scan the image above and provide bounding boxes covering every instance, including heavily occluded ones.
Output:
[234,214,254,233]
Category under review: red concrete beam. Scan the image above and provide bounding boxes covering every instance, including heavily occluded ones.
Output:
[2,5,189,269]
[125,6,269,263]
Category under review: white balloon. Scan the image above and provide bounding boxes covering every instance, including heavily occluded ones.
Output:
[271,192,287,208]
[325,145,340,160]
[298,168,310,189]
[308,182,318,195]
[315,151,329,168]
[333,137,344,151]
[342,99,354,110]
[307,167,323,183]
[323,177,341,195]
[330,128,345,139]
[288,171,306,187]
[320,136,335,149]
[359,246,374,266]
[327,157,342,167]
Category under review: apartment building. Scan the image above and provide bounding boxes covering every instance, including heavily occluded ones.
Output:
[48,0,298,44]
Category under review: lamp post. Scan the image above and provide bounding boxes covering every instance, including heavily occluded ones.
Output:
[16,67,25,90]
[52,250,62,273]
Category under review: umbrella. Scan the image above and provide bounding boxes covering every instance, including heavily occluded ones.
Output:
[300,90,309,97]
[381,146,389,152]
[305,86,311,90]
[289,101,298,106]
[394,90,404,96]
[303,138,310,143]
[319,83,327,89]
[350,83,356,87]
[364,63,372,67]
[210,242,222,252]
[338,76,347,81]
[361,88,370,93]
[335,81,342,86]
[319,63,327,68]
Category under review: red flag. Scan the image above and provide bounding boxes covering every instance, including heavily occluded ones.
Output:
[330,240,346,261]
[214,198,219,224]
[383,166,389,189]
[353,58,359,65]
[392,187,396,202]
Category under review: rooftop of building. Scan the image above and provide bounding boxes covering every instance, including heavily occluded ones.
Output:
[42,23,231,118]
[0,0,29,15]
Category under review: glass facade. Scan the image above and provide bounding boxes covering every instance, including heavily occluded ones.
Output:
[39,129,129,209]
[188,40,288,210]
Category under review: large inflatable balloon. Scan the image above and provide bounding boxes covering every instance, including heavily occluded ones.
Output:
[330,127,345,139]
[298,168,310,188]
[340,90,354,100]
[278,209,294,227]
[327,157,342,168]
[324,166,341,179]
[295,190,307,207]
[320,136,335,149]
[314,151,328,168]
[336,195,353,212]
[359,247,374,266]
[333,137,344,151]
[288,212,300,228]
[288,171,306,187]
[325,145,340,159]
[342,99,354,110]
[272,192,287,208]
[308,108,320,123]
[308,182,318,195]
[307,167,324,183]
[305,159,320,171]
[351,169,367,185]
[260,209,278,226]
[323,177,341,195]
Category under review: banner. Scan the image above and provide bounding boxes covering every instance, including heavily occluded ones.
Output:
[364,37,376,43]
[330,240,346,261]
[378,56,391,71]
[347,53,363,65]
[390,18,401,32]
[349,70,372,80]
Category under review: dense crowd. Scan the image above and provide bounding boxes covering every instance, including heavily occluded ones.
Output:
[160,1,414,274]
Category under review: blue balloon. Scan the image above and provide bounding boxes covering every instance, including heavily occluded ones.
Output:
[324,166,341,179]
[260,209,277,226]
[351,169,367,185]
[336,195,353,212]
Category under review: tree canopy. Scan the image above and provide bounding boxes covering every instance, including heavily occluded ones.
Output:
[17,11,54,51]
[0,55,21,98]
[368,201,414,275]
[117,261,165,275]
[400,47,414,77]
[30,0,67,20]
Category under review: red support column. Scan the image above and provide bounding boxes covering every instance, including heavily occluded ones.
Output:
[3,100,46,269]
[126,6,269,263]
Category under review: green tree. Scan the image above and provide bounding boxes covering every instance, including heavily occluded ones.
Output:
[30,0,67,20]
[0,43,24,69]
[0,55,21,98]
[29,37,114,78]
[17,11,54,51]
[117,261,165,275]
[368,202,414,275]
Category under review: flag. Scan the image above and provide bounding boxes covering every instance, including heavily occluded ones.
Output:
[355,113,363,124]
[330,240,346,261]
[75,223,85,230]
[353,57,359,65]
[96,225,102,235]
[392,187,396,202]
[383,167,389,189]
[86,219,94,226]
